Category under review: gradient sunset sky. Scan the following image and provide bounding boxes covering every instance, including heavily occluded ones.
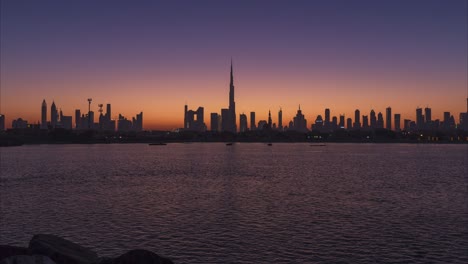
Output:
[1,0,467,130]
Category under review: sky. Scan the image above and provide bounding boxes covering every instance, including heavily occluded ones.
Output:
[1,0,467,130]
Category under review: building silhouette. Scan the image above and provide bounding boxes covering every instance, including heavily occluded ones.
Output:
[133,112,143,132]
[339,115,345,128]
[41,100,47,129]
[239,113,248,132]
[370,110,376,129]
[377,112,384,128]
[60,110,73,130]
[332,116,338,130]
[346,118,352,129]
[184,105,205,132]
[324,108,330,130]
[404,119,411,130]
[425,107,431,123]
[51,101,58,128]
[118,114,132,132]
[221,60,237,132]
[250,112,256,130]
[278,108,283,130]
[0,114,5,131]
[257,120,267,130]
[97,103,115,131]
[386,107,392,130]
[313,115,323,131]
[353,109,361,129]
[267,110,272,129]
[394,114,401,131]
[210,113,219,132]
[416,107,424,129]
[117,112,143,132]
[425,107,432,129]
[443,112,450,130]
[292,105,307,132]
[88,111,95,128]
[75,109,81,129]
[221,108,229,132]
[12,118,28,129]
[362,115,369,129]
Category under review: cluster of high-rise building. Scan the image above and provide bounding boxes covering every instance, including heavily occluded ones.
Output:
[183,62,468,134]
[4,99,143,132]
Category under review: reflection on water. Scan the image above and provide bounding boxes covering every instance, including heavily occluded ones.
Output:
[1,143,467,263]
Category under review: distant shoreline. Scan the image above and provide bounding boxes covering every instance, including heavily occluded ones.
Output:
[1,128,467,146]
[2,140,467,147]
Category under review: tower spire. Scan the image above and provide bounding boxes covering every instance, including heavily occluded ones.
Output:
[230,58,233,87]
[228,59,236,132]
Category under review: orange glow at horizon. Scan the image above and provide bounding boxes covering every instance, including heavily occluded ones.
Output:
[1,68,466,130]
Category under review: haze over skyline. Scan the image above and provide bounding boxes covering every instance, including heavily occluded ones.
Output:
[1,0,467,130]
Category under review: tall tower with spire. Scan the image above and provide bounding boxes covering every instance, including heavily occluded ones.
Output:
[51,101,58,128]
[228,59,237,132]
[268,110,272,128]
[41,99,47,129]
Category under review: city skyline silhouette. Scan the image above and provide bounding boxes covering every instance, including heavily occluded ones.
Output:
[4,60,468,135]
[1,0,467,130]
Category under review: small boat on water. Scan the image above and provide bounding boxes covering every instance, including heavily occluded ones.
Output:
[310,144,326,147]
[267,143,273,146]
[149,142,167,146]
[226,142,233,146]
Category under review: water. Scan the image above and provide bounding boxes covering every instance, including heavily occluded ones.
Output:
[1,143,467,263]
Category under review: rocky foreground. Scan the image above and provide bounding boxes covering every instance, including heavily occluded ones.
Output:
[0,234,174,264]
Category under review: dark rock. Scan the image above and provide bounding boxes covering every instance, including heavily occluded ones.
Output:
[29,234,98,264]
[0,255,56,264]
[0,245,29,260]
[111,249,173,264]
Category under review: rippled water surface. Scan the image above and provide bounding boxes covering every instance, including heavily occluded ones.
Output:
[1,143,467,263]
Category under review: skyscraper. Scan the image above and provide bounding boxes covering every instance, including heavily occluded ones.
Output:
[0,114,5,131]
[443,112,450,130]
[292,105,307,132]
[313,115,323,131]
[394,114,401,131]
[268,110,272,128]
[424,107,432,129]
[386,107,392,130]
[185,106,205,132]
[370,109,376,128]
[339,115,345,128]
[227,60,236,132]
[250,112,256,130]
[106,104,111,121]
[239,113,248,132]
[210,113,219,132]
[133,112,143,132]
[41,99,47,129]
[324,108,330,127]
[221,108,229,132]
[424,107,431,123]
[416,107,424,129]
[278,108,283,130]
[362,115,369,128]
[184,104,188,129]
[332,116,337,129]
[353,109,361,129]
[75,109,81,129]
[51,101,58,128]
[346,118,352,130]
[377,112,384,128]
